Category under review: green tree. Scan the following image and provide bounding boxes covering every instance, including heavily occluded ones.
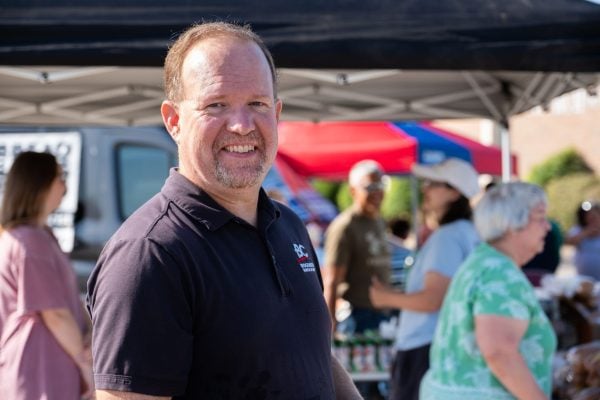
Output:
[528,148,592,187]
[311,178,340,205]
[381,176,412,221]
[335,182,352,211]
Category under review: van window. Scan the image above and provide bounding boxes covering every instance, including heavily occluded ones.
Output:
[117,144,174,219]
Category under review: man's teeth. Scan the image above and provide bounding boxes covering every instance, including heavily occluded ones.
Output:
[226,145,255,153]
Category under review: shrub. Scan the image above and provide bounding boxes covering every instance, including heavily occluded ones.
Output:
[311,178,340,204]
[381,177,412,221]
[335,182,352,211]
[546,172,600,232]
[528,148,592,187]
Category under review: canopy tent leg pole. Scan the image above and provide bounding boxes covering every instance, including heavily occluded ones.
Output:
[410,175,420,249]
[499,122,512,182]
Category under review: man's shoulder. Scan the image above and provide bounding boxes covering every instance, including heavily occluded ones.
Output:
[111,192,181,244]
[323,210,350,238]
[328,208,356,228]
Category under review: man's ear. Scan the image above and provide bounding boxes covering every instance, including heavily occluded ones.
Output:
[161,100,180,143]
[275,98,283,122]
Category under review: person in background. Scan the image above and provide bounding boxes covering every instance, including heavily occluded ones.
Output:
[323,159,391,399]
[0,151,93,400]
[565,200,600,280]
[369,157,480,400]
[521,218,563,284]
[387,217,411,289]
[87,21,360,399]
[420,182,557,400]
[487,181,563,285]
[323,159,392,335]
[306,220,326,266]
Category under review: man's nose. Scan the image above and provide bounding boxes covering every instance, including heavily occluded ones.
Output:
[226,108,255,135]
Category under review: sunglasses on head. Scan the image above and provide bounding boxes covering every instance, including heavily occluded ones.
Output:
[422,179,452,189]
[360,181,386,193]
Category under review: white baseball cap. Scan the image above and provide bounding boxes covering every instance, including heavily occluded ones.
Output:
[348,159,386,187]
[412,158,480,199]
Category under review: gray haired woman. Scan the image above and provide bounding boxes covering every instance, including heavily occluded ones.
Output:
[420,182,557,400]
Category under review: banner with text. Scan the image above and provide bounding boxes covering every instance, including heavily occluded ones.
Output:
[0,132,82,252]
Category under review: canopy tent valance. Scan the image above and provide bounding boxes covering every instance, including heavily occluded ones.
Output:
[3,0,600,71]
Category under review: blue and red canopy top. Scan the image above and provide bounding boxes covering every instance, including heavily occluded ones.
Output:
[277,121,518,180]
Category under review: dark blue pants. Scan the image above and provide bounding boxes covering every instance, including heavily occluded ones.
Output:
[389,344,431,400]
[338,307,389,335]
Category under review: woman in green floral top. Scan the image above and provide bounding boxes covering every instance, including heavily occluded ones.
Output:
[420,182,557,400]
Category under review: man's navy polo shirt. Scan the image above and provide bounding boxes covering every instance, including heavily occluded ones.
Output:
[87,170,335,399]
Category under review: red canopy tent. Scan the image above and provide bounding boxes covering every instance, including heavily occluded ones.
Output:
[277,121,518,180]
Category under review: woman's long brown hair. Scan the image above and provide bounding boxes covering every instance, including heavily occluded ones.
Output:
[0,151,59,231]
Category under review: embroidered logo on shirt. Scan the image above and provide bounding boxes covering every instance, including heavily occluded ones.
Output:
[293,243,315,272]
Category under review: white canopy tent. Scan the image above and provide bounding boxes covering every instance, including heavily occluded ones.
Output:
[2,67,595,125]
[2,0,600,180]
[1,66,597,179]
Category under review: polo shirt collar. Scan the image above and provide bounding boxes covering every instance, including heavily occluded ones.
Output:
[162,168,280,231]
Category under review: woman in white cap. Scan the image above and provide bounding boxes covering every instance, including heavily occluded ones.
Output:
[369,157,480,400]
[420,182,555,400]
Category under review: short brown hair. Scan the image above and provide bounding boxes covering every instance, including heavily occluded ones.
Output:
[1,151,59,229]
[163,21,277,102]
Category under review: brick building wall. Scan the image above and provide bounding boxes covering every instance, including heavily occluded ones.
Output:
[432,88,600,179]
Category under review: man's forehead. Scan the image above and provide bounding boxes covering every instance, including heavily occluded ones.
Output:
[182,72,275,104]
[184,38,266,71]
[182,39,272,88]
[364,171,383,181]
[355,172,382,187]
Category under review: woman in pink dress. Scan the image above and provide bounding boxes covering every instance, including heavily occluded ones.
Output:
[0,151,93,400]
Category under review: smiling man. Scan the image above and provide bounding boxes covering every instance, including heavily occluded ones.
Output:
[87,22,360,400]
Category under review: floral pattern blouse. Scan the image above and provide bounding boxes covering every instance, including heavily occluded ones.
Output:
[420,243,557,400]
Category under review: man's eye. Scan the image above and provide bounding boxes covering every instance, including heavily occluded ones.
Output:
[250,102,268,108]
[206,103,225,109]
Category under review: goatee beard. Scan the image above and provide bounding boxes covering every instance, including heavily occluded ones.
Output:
[215,158,266,189]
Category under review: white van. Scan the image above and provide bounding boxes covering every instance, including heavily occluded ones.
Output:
[0,126,178,291]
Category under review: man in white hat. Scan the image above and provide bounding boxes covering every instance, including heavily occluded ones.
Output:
[323,159,392,398]
[323,159,392,334]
